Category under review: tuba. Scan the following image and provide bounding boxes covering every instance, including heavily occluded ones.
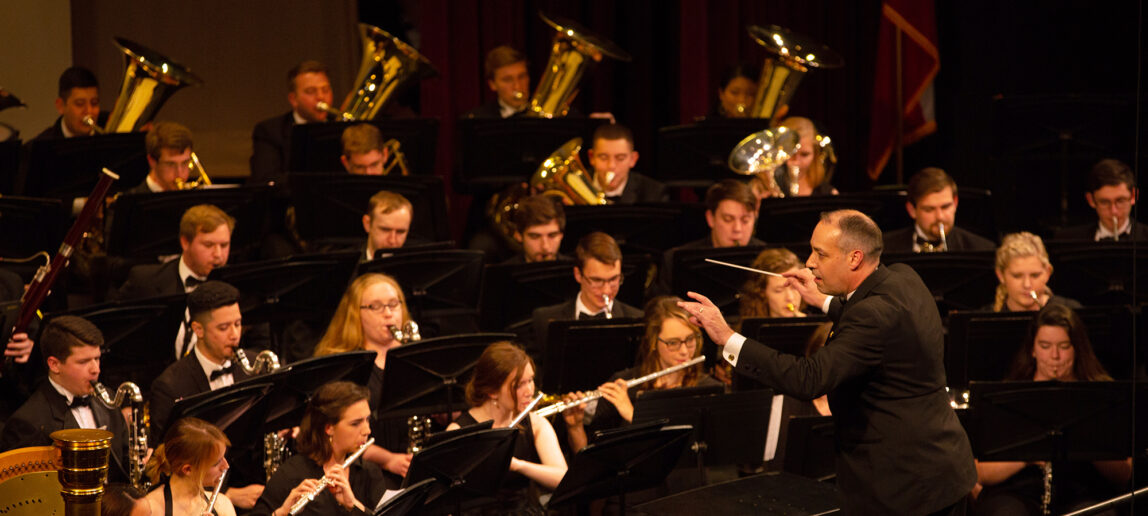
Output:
[746,25,842,119]
[728,126,800,197]
[527,12,631,118]
[336,24,437,121]
[102,38,203,133]
[90,381,149,493]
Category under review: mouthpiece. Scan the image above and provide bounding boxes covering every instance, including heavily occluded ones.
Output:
[603,295,614,319]
[786,302,796,313]
[938,223,948,250]
[513,91,525,100]
[1113,217,1120,242]
[1030,291,1044,308]
[82,115,95,127]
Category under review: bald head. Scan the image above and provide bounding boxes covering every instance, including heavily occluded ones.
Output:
[821,210,883,265]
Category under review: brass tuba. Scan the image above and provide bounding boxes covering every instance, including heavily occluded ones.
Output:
[336,24,437,121]
[728,126,800,197]
[746,25,842,119]
[527,12,631,118]
[102,38,203,133]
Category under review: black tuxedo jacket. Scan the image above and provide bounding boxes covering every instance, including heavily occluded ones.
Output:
[734,263,976,514]
[148,351,252,441]
[116,260,183,301]
[0,379,131,481]
[610,173,670,204]
[250,111,295,185]
[28,113,109,144]
[1054,220,1148,241]
[528,297,643,364]
[882,224,996,253]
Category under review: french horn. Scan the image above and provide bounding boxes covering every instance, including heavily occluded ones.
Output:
[102,38,203,133]
[526,12,631,118]
[746,25,842,119]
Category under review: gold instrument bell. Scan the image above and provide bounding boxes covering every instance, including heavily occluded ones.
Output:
[103,38,203,133]
[728,126,800,198]
[527,12,632,118]
[340,24,438,121]
[746,25,843,119]
[530,137,608,205]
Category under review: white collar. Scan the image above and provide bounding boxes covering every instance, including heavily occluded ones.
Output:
[178,257,207,292]
[1095,218,1132,241]
[193,344,230,378]
[574,292,605,318]
[145,174,165,193]
[60,117,77,138]
[48,376,83,404]
[498,98,525,119]
[292,110,308,125]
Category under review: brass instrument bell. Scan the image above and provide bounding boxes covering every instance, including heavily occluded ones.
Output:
[341,24,437,121]
[746,25,843,119]
[103,38,203,133]
[527,12,632,118]
[530,137,608,206]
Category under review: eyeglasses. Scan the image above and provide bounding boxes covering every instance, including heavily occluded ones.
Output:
[583,274,623,288]
[360,300,403,313]
[657,334,699,351]
[1094,197,1132,210]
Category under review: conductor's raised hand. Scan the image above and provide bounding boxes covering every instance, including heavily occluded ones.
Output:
[783,268,828,309]
[678,292,734,346]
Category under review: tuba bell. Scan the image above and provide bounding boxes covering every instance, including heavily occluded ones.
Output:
[526,12,632,118]
[745,25,843,119]
[336,24,437,121]
[102,38,203,133]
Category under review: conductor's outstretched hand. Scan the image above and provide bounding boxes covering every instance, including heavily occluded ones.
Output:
[678,292,734,346]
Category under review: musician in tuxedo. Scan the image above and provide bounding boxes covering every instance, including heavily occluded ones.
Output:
[28,66,103,142]
[682,210,976,515]
[588,123,669,204]
[340,123,391,175]
[882,167,995,253]
[0,316,130,482]
[464,46,530,119]
[501,194,569,265]
[250,60,333,185]
[122,121,195,195]
[1055,158,1147,241]
[117,204,233,301]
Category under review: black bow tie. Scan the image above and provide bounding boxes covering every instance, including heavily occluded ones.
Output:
[209,363,234,381]
[68,395,90,409]
[915,236,944,249]
[184,276,205,289]
[578,311,609,321]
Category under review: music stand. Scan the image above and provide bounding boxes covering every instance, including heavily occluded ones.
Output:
[478,260,576,331]
[547,422,695,514]
[782,415,837,481]
[654,119,771,188]
[0,196,67,280]
[755,195,888,246]
[669,245,766,312]
[881,251,997,313]
[402,427,518,514]
[355,249,485,322]
[559,204,706,256]
[288,173,450,245]
[166,381,274,453]
[287,119,439,175]
[1046,241,1147,306]
[454,118,608,191]
[106,186,274,262]
[374,478,439,516]
[258,350,377,432]
[23,133,148,200]
[540,319,644,394]
[0,138,18,194]
[377,334,512,419]
[632,470,842,515]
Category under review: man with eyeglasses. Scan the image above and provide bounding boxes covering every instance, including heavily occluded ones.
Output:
[529,232,643,363]
[1056,159,1146,242]
[124,121,195,194]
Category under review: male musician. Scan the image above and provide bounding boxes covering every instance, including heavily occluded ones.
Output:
[250,60,334,184]
[588,123,668,204]
[530,232,642,361]
[465,46,530,119]
[124,121,195,194]
[1055,158,1147,241]
[682,210,976,514]
[148,280,263,508]
[117,204,233,300]
[882,167,995,253]
[0,316,130,482]
[362,190,413,260]
[502,194,569,264]
[29,67,103,142]
[341,123,391,175]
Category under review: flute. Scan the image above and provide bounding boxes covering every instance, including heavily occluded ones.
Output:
[202,468,228,516]
[533,356,706,418]
[288,437,375,515]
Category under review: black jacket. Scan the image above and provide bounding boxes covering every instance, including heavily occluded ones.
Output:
[250,111,295,185]
[882,224,996,253]
[116,260,183,301]
[528,297,643,365]
[608,173,670,204]
[148,351,252,441]
[1054,220,1148,241]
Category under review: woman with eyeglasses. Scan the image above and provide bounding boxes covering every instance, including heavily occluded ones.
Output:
[563,296,721,453]
[314,273,412,483]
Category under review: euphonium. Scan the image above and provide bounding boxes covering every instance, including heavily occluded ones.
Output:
[746,25,842,119]
[337,24,437,121]
[728,126,800,197]
[102,37,203,133]
[527,12,631,118]
[174,152,212,190]
[91,380,149,492]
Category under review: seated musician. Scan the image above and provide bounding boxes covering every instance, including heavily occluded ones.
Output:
[501,194,568,265]
[974,304,1130,515]
[588,123,668,204]
[738,247,808,320]
[0,315,130,481]
[1055,158,1147,241]
[29,66,102,142]
[124,121,195,194]
[987,232,1081,312]
[0,269,35,421]
[148,281,263,508]
[361,190,413,260]
[313,273,413,479]
[254,381,385,516]
[774,116,838,197]
[882,167,996,253]
[143,417,235,516]
[117,204,232,302]
[707,63,758,119]
[251,60,333,185]
[464,46,530,119]
[340,124,391,176]
[445,341,567,512]
[563,296,721,452]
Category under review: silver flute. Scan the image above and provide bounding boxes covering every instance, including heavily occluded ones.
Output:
[534,356,705,418]
[288,437,375,515]
[202,468,228,516]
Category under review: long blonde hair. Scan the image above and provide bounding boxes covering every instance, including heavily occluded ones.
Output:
[992,232,1052,312]
[780,116,828,189]
[314,273,410,356]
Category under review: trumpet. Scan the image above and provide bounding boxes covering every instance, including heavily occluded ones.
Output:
[91,380,149,492]
[288,438,375,515]
[533,356,706,418]
[203,468,228,516]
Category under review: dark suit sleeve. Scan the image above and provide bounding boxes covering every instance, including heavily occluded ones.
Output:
[148,375,177,440]
[0,413,47,451]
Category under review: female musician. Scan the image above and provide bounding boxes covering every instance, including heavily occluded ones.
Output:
[142,417,235,516]
[974,304,1129,515]
[253,381,384,516]
[564,296,722,453]
[711,63,759,119]
[738,248,807,319]
[446,341,567,513]
[314,273,412,478]
[776,116,838,196]
[989,232,1081,312]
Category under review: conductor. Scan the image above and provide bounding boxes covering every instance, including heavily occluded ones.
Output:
[681,209,975,515]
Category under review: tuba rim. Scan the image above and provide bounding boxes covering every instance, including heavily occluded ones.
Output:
[746,25,844,70]
[727,127,800,176]
[538,12,633,63]
[339,23,438,121]
[113,37,204,87]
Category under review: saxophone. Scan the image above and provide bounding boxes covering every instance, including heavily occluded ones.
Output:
[234,349,286,479]
[91,380,149,492]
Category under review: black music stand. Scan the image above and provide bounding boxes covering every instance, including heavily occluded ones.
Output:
[106,186,273,261]
[559,204,706,256]
[540,319,644,394]
[478,260,576,332]
[374,478,439,516]
[668,245,766,311]
[782,415,837,481]
[755,195,889,245]
[287,119,439,175]
[654,119,771,188]
[1047,241,1147,306]
[258,350,377,432]
[355,249,484,324]
[22,133,149,200]
[288,173,450,245]
[881,251,997,313]
[377,334,511,419]
[0,138,18,194]
[454,118,608,191]
[736,315,832,392]
[167,381,274,451]
[402,427,518,514]
[0,196,67,285]
[547,422,695,514]
[632,470,842,515]
[634,389,773,483]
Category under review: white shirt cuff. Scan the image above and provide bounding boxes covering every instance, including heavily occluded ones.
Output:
[821,295,834,314]
[723,333,747,367]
